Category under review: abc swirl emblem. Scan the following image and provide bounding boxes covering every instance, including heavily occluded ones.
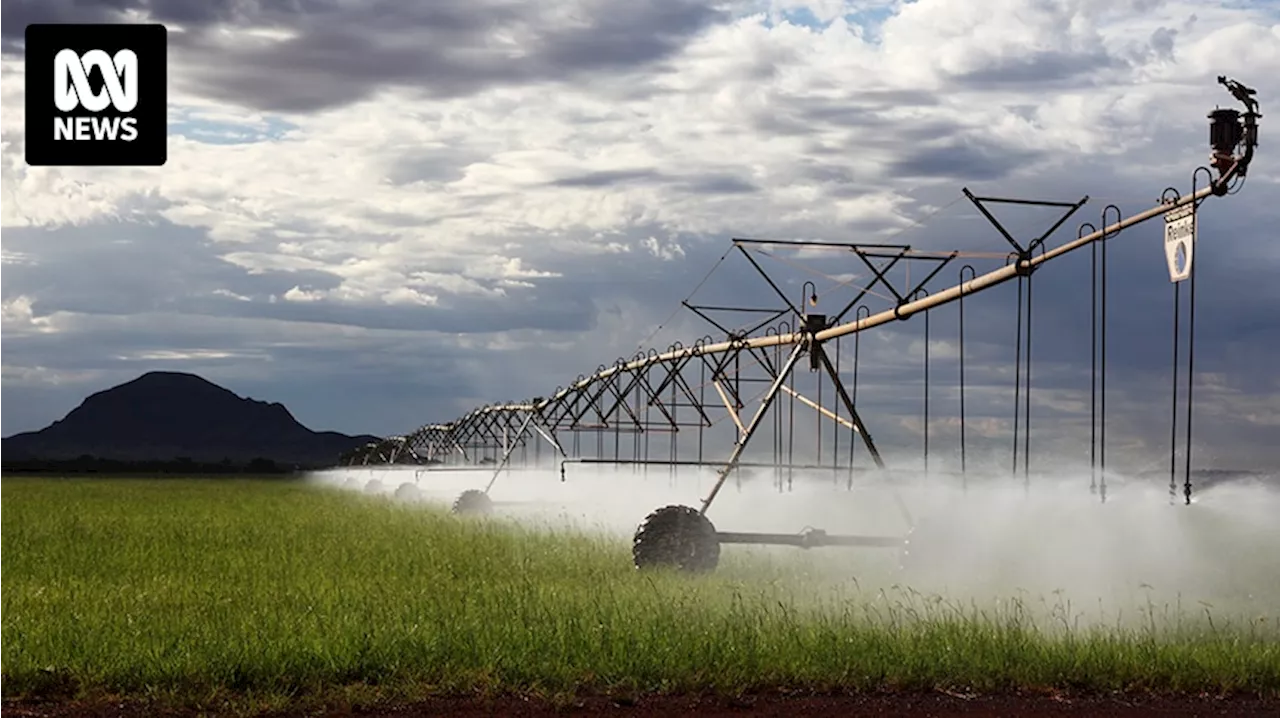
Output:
[25,23,167,167]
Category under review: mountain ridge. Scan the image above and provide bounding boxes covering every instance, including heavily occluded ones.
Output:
[3,371,379,468]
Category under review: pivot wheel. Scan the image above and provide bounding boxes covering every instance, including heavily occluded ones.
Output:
[632,505,720,572]
[452,489,493,515]
[394,482,421,501]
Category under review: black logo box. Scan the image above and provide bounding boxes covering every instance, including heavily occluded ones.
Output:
[25,23,167,167]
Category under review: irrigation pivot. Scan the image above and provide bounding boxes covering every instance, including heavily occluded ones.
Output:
[341,78,1261,570]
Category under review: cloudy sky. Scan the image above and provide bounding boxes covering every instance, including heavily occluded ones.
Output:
[3,0,1279,472]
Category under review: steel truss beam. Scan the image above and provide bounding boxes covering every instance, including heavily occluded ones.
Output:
[347,80,1258,525]
[355,164,1236,466]
[531,174,1240,407]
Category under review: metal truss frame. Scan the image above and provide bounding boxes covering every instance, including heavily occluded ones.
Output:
[340,79,1259,536]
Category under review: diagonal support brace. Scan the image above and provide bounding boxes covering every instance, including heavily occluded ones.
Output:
[813,343,885,469]
[484,410,567,493]
[700,342,807,514]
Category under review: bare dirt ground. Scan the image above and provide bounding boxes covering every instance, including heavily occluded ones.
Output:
[7,692,1280,717]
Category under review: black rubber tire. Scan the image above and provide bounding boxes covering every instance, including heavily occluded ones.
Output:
[394,483,421,501]
[452,489,493,515]
[632,505,720,572]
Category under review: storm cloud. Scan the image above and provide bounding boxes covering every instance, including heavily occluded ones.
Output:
[3,0,1280,470]
[3,0,729,111]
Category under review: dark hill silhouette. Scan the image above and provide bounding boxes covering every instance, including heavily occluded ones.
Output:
[2,371,379,467]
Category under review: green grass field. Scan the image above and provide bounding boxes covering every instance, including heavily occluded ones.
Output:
[3,477,1278,708]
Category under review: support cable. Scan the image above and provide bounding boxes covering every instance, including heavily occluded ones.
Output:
[1090,240,1097,494]
[755,249,894,305]
[959,265,974,487]
[698,355,707,464]
[636,247,732,354]
[849,306,868,490]
[1085,223,1097,496]
[1024,258,1034,488]
[1170,280,1180,505]
[833,336,842,477]
[1185,242,1197,506]
[773,332,782,490]
[1184,167,1214,505]
[1012,268,1023,477]
[915,289,931,473]
[639,369,647,467]
[925,302,930,474]
[817,353,824,474]
[788,351,796,492]
[1101,204,1119,503]
[670,364,678,484]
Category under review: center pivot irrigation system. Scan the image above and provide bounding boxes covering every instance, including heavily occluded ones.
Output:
[340,78,1261,572]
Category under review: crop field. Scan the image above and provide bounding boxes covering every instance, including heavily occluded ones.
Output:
[3,474,1280,716]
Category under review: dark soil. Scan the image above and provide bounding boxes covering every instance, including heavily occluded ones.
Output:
[6,691,1279,717]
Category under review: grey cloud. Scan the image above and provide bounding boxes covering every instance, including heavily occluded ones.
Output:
[846,89,941,108]
[1149,27,1177,62]
[357,208,470,228]
[6,197,1280,468]
[897,120,985,143]
[803,92,939,126]
[538,1,722,70]
[197,0,732,111]
[1,221,341,315]
[4,2,1279,470]
[384,148,487,186]
[0,220,598,335]
[795,103,875,129]
[1,0,728,112]
[684,175,757,195]
[753,112,822,138]
[1,0,131,53]
[551,169,663,188]
[889,139,1043,181]
[953,49,1125,89]
[182,293,596,334]
[801,163,856,184]
[138,0,248,25]
[548,169,758,195]
[752,92,945,140]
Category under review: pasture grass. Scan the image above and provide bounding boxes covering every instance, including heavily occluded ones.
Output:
[3,477,1279,708]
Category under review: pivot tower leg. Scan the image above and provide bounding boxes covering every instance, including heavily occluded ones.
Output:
[700,342,806,514]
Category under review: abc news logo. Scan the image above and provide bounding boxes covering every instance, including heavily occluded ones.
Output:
[55,49,141,142]
[25,24,167,166]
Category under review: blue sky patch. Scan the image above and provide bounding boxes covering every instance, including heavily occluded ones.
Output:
[170,110,298,146]
[761,2,900,41]
[780,6,825,29]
